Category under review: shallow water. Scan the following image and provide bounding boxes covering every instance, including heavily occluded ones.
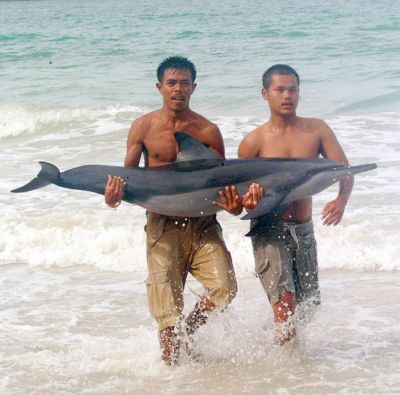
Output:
[1,265,399,394]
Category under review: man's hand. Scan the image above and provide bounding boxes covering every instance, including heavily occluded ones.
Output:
[212,186,243,216]
[105,175,126,208]
[242,183,265,211]
[321,197,347,226]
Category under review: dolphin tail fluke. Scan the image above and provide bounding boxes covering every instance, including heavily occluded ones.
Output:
[11,177,51,193]
[348,163,377,176]
[11,162,61,193]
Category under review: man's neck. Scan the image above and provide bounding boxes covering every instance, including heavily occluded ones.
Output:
[161,106,192,123]
[269,112,298,131]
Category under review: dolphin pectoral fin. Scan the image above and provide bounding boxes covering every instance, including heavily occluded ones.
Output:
[241,192,286,220]
[245,206,287,237]
[11,177,51,193]
[174,131,220,162]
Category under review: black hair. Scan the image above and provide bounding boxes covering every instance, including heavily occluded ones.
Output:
[156,56,197,83]
[262,64,300,89]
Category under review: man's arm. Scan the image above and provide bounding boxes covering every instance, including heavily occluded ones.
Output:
[201,124,225,159]
[104,119,145,207]
[238,131,260,159]
[319,121,354,225]
[238,131,265,211]
[205,124,244,215]
[213,130,265,215]
[124,119,145,167]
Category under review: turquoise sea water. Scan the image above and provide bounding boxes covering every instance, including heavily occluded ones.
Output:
[1,0,399,116]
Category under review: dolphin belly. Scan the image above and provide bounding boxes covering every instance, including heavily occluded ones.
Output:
[284,170,344,202]
[137,188,222,217]
[283,164,376,203]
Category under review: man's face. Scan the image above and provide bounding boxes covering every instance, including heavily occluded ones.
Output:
[262,74,299,116]
[156,68,196,112]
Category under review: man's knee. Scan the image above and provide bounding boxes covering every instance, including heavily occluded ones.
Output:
[208,276,237,307]
[146,271,183,329]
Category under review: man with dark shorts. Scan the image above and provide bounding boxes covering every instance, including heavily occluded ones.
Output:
[216,64,354,345]
[104,56,237,365]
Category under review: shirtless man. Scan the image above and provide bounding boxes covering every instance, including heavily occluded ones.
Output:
[104,56,237,365]
[217,64,353,345]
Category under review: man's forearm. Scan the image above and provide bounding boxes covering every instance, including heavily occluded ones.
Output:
[338,175,354,203]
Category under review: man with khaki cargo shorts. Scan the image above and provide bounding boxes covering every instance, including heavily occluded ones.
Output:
[145,212,235,337]
[104,56,237,365]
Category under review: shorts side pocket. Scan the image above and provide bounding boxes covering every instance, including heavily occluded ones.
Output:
[145,271,177,320]
[255,259,270,279]
[146,214,166,248]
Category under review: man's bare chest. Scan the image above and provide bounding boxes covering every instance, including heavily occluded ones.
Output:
[259,134,321,158]
[143,125,205,165]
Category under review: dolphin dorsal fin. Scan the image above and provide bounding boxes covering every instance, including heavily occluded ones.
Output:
[174,131,220,162]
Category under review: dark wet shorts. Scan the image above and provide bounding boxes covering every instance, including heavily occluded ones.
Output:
[251,220,320,306]
[145,212,237,331]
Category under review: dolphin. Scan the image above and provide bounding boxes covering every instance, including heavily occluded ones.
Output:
[12,132,377,235]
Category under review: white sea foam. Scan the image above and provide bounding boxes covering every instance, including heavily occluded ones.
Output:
[1,110,399,272]
[0,102,147,140]
[1,265,399,394]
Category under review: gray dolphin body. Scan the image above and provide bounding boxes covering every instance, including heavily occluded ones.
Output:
[12,132,377,234]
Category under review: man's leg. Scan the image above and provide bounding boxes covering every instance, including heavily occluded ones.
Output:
[159,326,180,365]
[293,223,320,324]
[145,213,188,365]
[185,296,217,335]
[273,291,296,345]
[187,217,237,337]
[252,235,297,345]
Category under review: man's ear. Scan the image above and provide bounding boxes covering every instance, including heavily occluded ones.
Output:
[261,87,269,102]
[156,82,162,91]
[192,82,197,92]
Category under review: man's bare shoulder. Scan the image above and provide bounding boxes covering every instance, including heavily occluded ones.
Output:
[238,123,269,158]
[187,111,222,143]
[132,110,162,129]
[189,110,217,130]
[297,116,331,134]
[127,110,163,141]
[243,123,270,143]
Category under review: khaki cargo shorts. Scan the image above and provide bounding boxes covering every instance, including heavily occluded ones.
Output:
[251,220,320,307]
[145,212,237,331]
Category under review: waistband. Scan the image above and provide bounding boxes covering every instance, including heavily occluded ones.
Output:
[279,219,314,247]
[146,211,216,223]
[279,219,313,232]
